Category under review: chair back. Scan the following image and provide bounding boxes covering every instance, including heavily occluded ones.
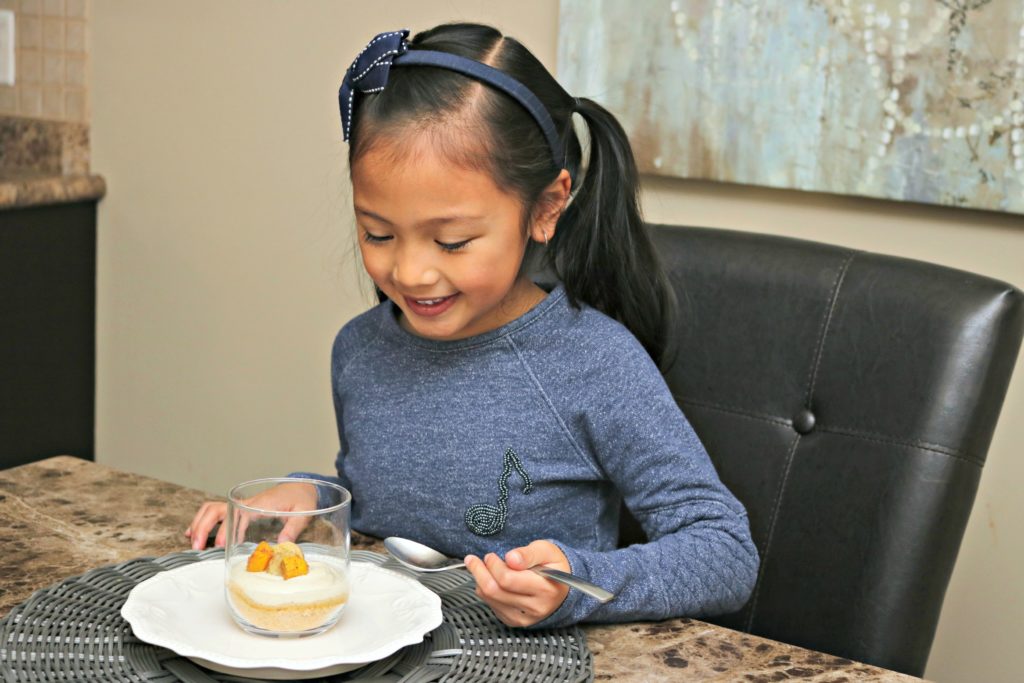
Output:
[630,224,1024,676]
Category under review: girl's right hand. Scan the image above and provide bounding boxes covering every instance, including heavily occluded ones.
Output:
[184,482,319,550]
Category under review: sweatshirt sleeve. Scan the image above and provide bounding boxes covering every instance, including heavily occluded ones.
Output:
[534,332,759,628]
[286,325,356,509]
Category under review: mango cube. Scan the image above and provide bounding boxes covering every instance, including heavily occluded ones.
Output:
[281,554,309,580]
[246,541,274,572]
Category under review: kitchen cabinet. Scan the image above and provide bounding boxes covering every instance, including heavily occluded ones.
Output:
[1,200,96,469]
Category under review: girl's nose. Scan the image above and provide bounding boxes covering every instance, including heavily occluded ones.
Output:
[392,247,441,289]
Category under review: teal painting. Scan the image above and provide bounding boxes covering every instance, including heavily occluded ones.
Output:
[558,0,1024,214]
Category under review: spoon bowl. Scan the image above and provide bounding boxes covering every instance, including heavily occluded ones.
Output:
[384,536,466,572]
[384,536,614,603]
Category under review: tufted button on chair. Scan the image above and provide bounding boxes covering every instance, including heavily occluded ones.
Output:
[619,224,1024,677]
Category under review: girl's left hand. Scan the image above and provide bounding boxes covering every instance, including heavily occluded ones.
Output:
[464,540,571,627]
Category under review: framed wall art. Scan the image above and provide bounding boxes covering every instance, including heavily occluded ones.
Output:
[558,0,1024,214]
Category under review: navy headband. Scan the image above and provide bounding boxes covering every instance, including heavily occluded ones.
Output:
[339,29,566,169]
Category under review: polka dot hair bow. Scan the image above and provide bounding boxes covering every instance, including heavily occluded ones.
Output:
[338,29,410,141]
[337,29,566,169]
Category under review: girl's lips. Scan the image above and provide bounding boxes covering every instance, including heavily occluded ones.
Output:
[404,293,459,317]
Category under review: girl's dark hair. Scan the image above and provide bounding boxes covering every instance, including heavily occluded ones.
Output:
[349,23,675,370]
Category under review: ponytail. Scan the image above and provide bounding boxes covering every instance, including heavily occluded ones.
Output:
[549,97,676,371]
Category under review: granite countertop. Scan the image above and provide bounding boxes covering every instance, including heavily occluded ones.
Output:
[0,115,106,209]
[0,170,106,209]
[0,457,925,682]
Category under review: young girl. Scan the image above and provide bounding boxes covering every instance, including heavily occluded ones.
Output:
[188,22,758,629]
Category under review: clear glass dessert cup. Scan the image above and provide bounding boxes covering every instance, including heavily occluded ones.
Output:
[224,477,351,637]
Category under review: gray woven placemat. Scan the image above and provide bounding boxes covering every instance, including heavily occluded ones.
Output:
[0,549,593,683]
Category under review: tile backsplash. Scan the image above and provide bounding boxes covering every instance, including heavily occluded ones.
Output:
[0,0,89,122]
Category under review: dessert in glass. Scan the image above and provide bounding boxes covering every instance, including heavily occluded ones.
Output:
[224,477,351,637]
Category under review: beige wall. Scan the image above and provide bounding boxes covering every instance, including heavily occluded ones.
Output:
[91,3,1021,682]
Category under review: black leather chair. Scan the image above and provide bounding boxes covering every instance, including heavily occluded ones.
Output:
[625,224,1024,677]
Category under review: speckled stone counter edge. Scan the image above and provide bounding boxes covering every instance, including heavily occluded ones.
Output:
[0,114,105,209]
[0,173,106,209]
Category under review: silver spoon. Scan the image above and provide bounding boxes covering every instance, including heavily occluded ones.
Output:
[384,536,614,604]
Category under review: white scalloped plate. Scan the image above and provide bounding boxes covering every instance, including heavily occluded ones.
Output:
[121,559,442,680]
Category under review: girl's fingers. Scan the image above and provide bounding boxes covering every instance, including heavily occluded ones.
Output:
[473,553,527,599]
[186,502,210,538]
[467,553,553,599]
[464,554,495,593]
[186,485,317,551]
[188,502,227,550]
[214,519,228,548]
[482,552,546,596]
[186,502,211,548]
[506,540,570,572]
[483,553,566,600]
[218,504,249,548]
[465,554,565,626]
[467,554,522,605]
[278,515,311,543]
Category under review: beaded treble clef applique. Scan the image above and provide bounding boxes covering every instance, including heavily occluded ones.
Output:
[465,447,533,537]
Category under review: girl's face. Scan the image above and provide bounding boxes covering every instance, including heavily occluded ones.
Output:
[351,136,548,341]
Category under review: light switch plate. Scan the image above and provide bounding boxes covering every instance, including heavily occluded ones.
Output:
[0,10,14,87]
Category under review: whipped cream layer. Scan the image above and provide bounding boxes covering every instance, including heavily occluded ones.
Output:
[228,557,348,607]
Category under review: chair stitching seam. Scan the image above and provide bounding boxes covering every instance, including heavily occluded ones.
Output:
[741,253,856,633]
[674,396,792,428]
[743,431,801,633]
[804,252,858,407]
[815,425,984,467]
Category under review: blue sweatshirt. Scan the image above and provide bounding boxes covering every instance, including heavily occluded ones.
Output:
[295,284,758,627]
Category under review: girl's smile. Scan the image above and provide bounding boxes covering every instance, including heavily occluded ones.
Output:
[404,293,459,317]
[351,135,556,341]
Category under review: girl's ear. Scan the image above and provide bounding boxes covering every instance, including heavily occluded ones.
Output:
[529,169,573,244]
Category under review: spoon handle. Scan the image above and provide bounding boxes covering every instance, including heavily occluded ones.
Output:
[532,567,615,603]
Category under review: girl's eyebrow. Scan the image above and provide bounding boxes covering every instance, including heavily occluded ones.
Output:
[354,206,484,227]
[354,207,393,225]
